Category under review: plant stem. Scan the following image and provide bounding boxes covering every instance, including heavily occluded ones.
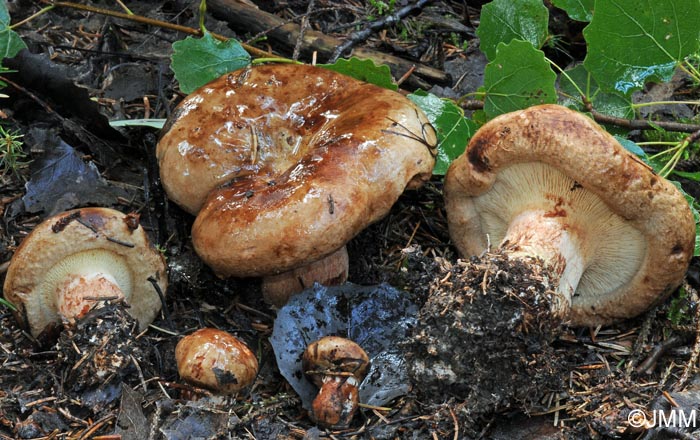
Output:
[636,141,681,146]
[632,100,700,109]
[199,0,207,34]
[252,58,301,65]
[546,57,586,102]
[680,59,700,84]
[10,5,55,29]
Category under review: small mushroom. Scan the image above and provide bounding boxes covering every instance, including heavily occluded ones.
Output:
[3,208,167,338]
[302,336,369,429]
[157,63,437,305]
[444,104,695,325]
[175,328,259,395]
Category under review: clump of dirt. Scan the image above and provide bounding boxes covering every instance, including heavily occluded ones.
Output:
[404,249,568,433]
[56,300,142,393]
[2,301,155,438]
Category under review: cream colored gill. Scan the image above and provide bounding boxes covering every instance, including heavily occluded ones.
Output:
[39,249,134,314]
[473,162,646,299]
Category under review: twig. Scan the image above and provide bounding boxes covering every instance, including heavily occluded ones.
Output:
[44,1,280,60]
[329,0,433,63]
[0,75,57,115]
[626,311,655,378]
[147,276,172,329]
[293,0,315,61]
[460,100,700,134]
[590,109,700,134]
[674,281,700,391]
[635,335,684,374]
[244,7,344,45]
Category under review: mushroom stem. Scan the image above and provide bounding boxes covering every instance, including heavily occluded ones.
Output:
[261,246,350,307]
[501,209,587,319]
[56,272,125,319]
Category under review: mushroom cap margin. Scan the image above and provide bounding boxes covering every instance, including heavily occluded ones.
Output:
[175,328,259,394]
[444,104,695,325]
[3,207,168,337]
[172,64,437,277]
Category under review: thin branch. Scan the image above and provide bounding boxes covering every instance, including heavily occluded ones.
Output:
[293,0,315,61]
[45,1,281,60]
[329,0,433,63]
[589,109,700,134]
[460,100,700,134]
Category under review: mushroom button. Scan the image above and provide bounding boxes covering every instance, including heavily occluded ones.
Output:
[444,104,695,326]
[3,208,167,338]
[175,328,259,395]
[156,63,437,306]
[302,336,369,429]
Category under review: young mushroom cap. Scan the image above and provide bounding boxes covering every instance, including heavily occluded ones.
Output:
[302,336,369,429]
[3,208,167,338]
[302,335,370,387]
[175,328,259,394]
[157,64,436,287]
[444,104,694,326]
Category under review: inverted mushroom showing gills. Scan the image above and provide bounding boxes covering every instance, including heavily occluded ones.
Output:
[3,208,168,338]
[405,105,695,423]
[444,104,694,325]
[157,63,436,305]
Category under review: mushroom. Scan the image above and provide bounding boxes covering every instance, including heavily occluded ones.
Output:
[3,208,167,338]
[302,336,370,429]
[156,63,436,305]
[175,328,259,394]
[444,104,695,325]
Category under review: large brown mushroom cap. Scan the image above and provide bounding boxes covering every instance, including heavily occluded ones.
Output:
[3,208,167,337]
[444,104,694,326]
[157,64,436,278]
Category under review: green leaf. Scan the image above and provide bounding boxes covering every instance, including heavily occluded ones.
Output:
[319,57,397,91]
[0,297,17,311]
[0,2,8,25]
[0,2,26,62]
[614,136,647,158]
[550,0,594,22]
[672,170,700,182]
[481,40,557,119]
[476,0,549,60]
[667,287,689,325]
[171,32,251,94]
[408,90,476,175]
[0,30,26,60]
[110,119,166,129]
[583,0,700,95]
[559,65,634,119]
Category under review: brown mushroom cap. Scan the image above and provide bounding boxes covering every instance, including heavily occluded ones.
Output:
[175,328,259,394]
[302,336,370,387]
[157,63,436,279]
[3,208,167,337]
[444,104,694,326]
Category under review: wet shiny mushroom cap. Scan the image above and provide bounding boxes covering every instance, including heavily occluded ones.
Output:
[302,336,370,387]
[156,63,437,279]
[444,104,695,325]
[3,208,167,338]
[175,328,259,394]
